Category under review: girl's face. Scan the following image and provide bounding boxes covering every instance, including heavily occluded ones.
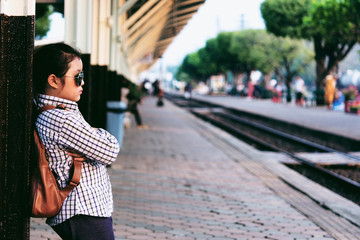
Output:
[57,57,84,102]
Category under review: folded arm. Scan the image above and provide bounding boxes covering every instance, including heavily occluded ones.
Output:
[59,113,120,165]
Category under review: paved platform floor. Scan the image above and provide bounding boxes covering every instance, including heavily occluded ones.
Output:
[30,97,360,240]
[191,94,360,141]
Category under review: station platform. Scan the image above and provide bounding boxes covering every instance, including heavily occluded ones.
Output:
[191,94,360,141]
[30,97,360,240]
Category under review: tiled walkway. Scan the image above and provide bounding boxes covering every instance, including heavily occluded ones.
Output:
[109,98,333,239]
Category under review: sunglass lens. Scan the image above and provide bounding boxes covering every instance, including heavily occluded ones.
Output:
[76,72,84,86]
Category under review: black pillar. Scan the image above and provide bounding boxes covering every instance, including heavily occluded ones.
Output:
[0,14,34,240]
[90,65,108,129]
[108,71,121,101]
[78,53,92,122]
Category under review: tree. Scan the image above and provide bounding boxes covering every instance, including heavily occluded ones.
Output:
[261,0,360,104]
[207,33,238,75]
[176,53,201,82]
[177,29,313,98]
[35,4,54,39]
[230,30,279,84]
[215,32,242,84]
[197,46,218,77]
[175,71,192,84]
[176,51,210,82]
[272,37,314,102]
[261,0,311,38]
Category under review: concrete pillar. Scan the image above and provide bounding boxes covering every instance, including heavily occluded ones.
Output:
[116,0,136,81]
[110,0,132,76]
[0,0,35,239]
[91,0,111,66]
[110,0,119,73]
[64,0,92,53]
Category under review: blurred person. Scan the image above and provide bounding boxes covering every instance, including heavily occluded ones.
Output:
[324,74,336,110]
[332,89,345,111]
[294,76,305,106]
[140,78,151,95]
[184,82,192,99]
[272,83,282,103]
[157,88,164,107]
[152,79,165,107]
[276,83,283,102]
[124,80,148,129]
[152,79,160,96]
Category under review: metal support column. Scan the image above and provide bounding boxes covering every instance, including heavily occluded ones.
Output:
[0,0,35,239]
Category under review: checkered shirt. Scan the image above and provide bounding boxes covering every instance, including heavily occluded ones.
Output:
[35,94,120,226]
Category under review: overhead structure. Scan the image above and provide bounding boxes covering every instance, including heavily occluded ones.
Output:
[122,0,205,75]
[36,0,205,80]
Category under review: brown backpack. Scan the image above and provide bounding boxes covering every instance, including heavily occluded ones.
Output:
[30,104,82,218]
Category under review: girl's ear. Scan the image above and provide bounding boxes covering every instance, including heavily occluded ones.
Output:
[47,74,59,89]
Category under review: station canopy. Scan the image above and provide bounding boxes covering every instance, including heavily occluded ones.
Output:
[124,0,205,73]
[36,0,205,74]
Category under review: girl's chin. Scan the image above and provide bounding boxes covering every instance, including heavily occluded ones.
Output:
[64,96,81,102]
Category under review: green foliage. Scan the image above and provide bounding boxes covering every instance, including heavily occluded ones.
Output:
[176,40,224,82]
[198,47,218,76]
[342,85,358,101]
[35,4,54,39]
[175,71,192,83]
[176,29,314,85]
[275,37,314,75]
[214,32,238,72]
[304,0,360,42]
[176,52,203,82]
[230,30,279,74]
[272,36,314,101]
[261,0,312,38]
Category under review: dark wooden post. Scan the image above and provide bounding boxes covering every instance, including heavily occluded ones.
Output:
[78,54,92,122]
[90,65,109,129]
[108,71,120,101]
[0,1,35,239]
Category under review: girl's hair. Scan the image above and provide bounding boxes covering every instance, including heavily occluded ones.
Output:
[33,43,81,95]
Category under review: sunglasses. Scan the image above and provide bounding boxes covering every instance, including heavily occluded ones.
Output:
[63,71,84,86]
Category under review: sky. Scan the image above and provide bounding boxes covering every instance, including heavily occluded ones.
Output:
[162,0,265,66]
[45,0,265,67]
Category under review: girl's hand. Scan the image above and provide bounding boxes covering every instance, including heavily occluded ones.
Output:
[67,149,86,162]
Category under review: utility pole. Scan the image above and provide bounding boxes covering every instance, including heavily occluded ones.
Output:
[240,13,245,30]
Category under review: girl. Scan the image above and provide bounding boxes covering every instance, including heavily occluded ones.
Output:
[33,43,120,240]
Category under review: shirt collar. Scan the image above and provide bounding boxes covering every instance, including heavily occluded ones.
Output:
[35,94,78,112]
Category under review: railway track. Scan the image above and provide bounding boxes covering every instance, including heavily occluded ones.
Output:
[165,93,360,204]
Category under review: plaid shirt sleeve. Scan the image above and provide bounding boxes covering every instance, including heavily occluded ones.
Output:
[58,111,119,165]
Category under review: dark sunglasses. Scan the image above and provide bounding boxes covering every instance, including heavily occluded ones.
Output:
[63,71,84,86]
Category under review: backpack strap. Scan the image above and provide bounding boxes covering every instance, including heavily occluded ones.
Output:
[38,104,66,114]
[37,104,82,192]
